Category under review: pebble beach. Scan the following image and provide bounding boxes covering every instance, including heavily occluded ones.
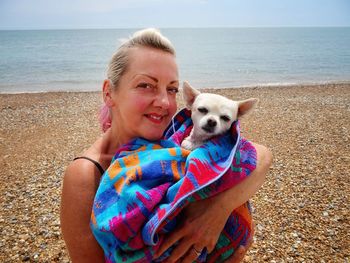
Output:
[0,83,349,262]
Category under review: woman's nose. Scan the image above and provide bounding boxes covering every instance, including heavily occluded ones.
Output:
[154,90,170,109]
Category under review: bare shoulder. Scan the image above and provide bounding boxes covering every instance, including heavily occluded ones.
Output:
[61,146,105,261]
[64,136,106,187]
[64,157,101,191]
[61,154,102,227]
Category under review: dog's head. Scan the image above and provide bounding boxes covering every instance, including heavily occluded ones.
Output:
[183,81,258,138]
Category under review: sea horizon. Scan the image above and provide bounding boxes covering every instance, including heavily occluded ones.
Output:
[1,26,350,30]
[1,27,350,93]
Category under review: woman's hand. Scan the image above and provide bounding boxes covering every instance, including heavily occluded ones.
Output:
[155,206,254,263]
[154,197,232,263]
[154,143,270,262]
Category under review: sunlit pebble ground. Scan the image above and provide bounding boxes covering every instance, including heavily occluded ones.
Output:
[0,83,349,262]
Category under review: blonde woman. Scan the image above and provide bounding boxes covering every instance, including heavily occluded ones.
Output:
[60,28,272,262]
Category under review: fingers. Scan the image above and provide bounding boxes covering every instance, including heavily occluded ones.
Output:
[181,247,203,263]
[154,228,185,259]
[165,242,195,263]
[156,222,255,262]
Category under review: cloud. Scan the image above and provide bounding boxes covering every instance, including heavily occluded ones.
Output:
[1,0,349,29]
[1,0,209,15]
[1,0,148,15]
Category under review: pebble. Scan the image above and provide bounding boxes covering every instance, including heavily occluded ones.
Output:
[1,84,349,262]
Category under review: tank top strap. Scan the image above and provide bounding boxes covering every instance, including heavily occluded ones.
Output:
[73,156,105,175]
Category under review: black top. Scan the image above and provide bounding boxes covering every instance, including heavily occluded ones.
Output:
[73,156,105,175]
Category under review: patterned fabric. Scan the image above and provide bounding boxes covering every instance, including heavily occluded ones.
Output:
[91,108,257,263]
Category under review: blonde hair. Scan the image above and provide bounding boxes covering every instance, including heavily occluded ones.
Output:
[100,28,176,132]
[107,28,175,87]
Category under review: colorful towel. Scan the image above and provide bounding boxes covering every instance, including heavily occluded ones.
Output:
[91,108,257,263]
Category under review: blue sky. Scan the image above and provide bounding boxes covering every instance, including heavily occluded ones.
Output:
[1,0,349,29]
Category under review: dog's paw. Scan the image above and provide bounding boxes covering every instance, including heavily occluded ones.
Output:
[181,139,194,151]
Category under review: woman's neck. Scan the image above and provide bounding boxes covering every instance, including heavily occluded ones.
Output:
[102,129,120,155]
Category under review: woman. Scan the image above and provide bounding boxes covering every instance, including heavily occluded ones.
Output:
[60,28,272,262]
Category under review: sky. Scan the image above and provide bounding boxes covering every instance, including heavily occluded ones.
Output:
[0,0,350,30]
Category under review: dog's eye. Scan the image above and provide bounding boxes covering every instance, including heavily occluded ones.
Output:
[197,107,208,114]
[220,115,230,122]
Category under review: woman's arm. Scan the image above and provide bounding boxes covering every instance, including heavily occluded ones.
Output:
[210,143,272,217]
[155,143,272,263]
[60,160,105,263]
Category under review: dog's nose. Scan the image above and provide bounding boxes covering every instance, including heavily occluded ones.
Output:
[207,119,217,127]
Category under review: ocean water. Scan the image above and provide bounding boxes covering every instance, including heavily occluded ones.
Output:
[0,27,350,93]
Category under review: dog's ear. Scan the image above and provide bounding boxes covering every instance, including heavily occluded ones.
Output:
[182,81,201,109]
[237,98,259,118]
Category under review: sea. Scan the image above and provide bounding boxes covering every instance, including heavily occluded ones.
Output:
[0,27,350,93]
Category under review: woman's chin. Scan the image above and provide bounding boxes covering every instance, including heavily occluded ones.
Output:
[142,133,163,141]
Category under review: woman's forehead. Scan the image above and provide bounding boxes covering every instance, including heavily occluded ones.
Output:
[129,47,177,67]
[127,46,178,75]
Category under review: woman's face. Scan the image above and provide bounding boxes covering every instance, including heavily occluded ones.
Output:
[111,46,179,143]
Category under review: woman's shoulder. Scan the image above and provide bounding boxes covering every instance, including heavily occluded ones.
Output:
[64,138,105,189]
[64,159,102,195]
[61,140,106,262]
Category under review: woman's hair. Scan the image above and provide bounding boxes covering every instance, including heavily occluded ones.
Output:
[99,28,176,132]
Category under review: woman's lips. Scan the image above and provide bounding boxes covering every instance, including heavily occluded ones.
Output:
[145,113,166,124]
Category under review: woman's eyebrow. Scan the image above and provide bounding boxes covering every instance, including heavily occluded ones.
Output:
[133,74,158,82]
[133,74,178,85]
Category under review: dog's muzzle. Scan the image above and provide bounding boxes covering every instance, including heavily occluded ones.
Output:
[202,119,217,133]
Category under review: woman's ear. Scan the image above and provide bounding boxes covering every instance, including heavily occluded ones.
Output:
[103,79,115,107]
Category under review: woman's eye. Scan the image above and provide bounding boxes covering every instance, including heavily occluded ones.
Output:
[198,107,208,114]
[167,87,179,94]
[220,115,230,122]
[137,83,153,89]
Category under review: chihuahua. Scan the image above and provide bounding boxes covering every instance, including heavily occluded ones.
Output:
[181,81,258,150]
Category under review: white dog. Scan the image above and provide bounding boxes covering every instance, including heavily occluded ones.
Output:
[181,81,258,150]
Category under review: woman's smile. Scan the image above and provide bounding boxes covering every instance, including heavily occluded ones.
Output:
[145,112,167,124]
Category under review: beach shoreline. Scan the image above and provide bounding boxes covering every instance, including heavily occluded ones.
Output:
[1,83,349,262]
[1,80,350,95]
